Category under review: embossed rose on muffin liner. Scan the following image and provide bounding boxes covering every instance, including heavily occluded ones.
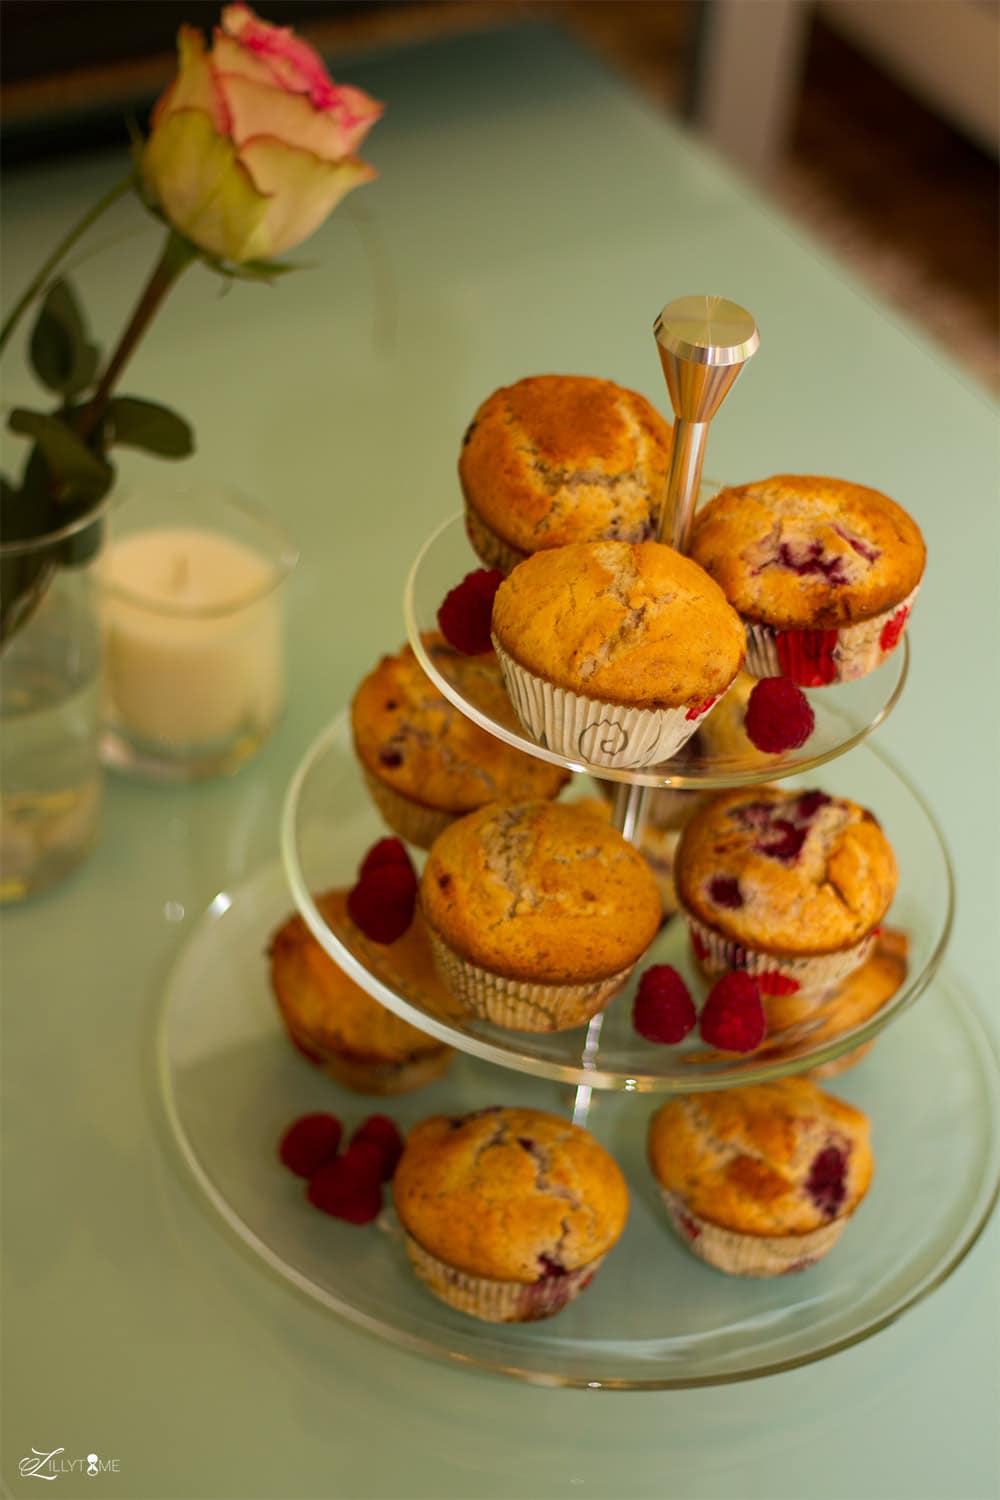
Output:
[403,1230,606,1321]
[658,1189,846,1277]
[683,911,876,1002]
[425,924,634,1033]
[743,584,919,687]
[493,638,727,770]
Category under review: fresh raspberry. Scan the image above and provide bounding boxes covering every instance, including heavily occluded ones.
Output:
[347,864,416,944]
[278,1113,342,1178]
[350,1115,404,1180]
[632,966,697,1044]
[340,1140,386,1179]
[307,1156,383,1224]
[745,677,815,754]
[437,568,504,655]
[806,1144,848,1217]
[699,971,767,1052]
[708,876,743,910]
[358,837,413,883]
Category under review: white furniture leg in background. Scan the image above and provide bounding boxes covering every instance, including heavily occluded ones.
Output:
[692,0,812,180]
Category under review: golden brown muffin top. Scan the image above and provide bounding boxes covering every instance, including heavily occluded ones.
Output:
[676,786,898,955]
[689,475,926,629]
[421,800,661,983]
[269,892,451,1063]
[459,374,673,555]
[394,1107,628,1280]
[491,540,745,709]
[648,1078,873,1236]
[351,634,568,813]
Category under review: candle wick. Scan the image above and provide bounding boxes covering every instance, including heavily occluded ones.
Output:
[171,554,189,593]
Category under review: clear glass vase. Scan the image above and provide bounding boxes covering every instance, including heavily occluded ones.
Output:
[0,513,104,902]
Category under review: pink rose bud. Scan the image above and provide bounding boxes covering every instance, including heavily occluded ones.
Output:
[142,4,382,263]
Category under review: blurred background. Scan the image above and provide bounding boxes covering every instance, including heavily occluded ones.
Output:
[2,0,997,391]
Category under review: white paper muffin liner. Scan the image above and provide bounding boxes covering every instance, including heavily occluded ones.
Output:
[425,923,633,1032]
[463,504,529,575]
[743,585,919,686]
[683,910,875,1001]
[493,638,725,771]
[280,1012,452,1095]
[360,765,456,851]
[403,1231,605,1322]
[658,1189,846,1277]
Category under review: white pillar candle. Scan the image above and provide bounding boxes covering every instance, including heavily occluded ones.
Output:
[103,527,283,748]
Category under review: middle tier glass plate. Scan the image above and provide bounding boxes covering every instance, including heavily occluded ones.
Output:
[281,713,952,1091]
[403,511,909,790]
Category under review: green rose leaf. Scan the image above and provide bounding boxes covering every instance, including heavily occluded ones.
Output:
[8,409,112,505]
[28,279,101,398]
[105,396,194,458]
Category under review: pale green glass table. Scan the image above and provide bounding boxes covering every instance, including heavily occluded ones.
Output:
[3,23,998,1500]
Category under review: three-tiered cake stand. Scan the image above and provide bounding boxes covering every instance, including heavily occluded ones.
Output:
[160,299,1000,1388]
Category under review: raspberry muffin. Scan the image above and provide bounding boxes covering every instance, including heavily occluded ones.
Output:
[460,374,673,573]
[394,1107,628,1321]
[491,540,745,769]
[675,786,898,999]
[689,475,925,685]
[648,1079,873,1276]
[420,800,661,1031]
[351,634,567,848]
[758,928,909,1077]
[269,891,453,1093]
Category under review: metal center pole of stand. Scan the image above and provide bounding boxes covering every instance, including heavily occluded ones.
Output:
[572,297,759,1129]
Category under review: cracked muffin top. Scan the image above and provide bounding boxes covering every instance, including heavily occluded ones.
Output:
[648,1079,873,1237]
[269,892,450,1062]
[420,800,661,983]
[394,1107,629,1281]
[675,786,898,956]
[351,634,568,812]
[689,476,925,629]
[491,540,745,708]
[459,374,673,560]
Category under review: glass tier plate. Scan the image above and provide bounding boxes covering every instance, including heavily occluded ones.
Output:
[159,858,1000,1389]
[403,512,909,790]
[281,712,952,1091]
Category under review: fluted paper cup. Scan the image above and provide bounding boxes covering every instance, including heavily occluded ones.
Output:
[464,504,529,575]
[684,910,875,1001]
[659,1190,846,1277]
[360,765,456,850]
[425,922,633,1032]
[744,585,919,686]
[403,1231,605,1321]
[493,638,725,771]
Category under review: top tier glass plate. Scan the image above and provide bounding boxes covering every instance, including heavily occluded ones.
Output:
[403,512,909,790]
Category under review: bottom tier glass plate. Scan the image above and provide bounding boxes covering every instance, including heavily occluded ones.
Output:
[159,861,1000,1389]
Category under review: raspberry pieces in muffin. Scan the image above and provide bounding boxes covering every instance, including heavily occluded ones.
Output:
[675,786,898,999]
[689,475,925,683]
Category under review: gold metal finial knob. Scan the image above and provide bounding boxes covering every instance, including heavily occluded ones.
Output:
[652,295,760,553]
[653,294,760,368]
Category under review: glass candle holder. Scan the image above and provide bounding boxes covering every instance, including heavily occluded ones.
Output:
[100,486,297,781]
[1,509,106,902]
